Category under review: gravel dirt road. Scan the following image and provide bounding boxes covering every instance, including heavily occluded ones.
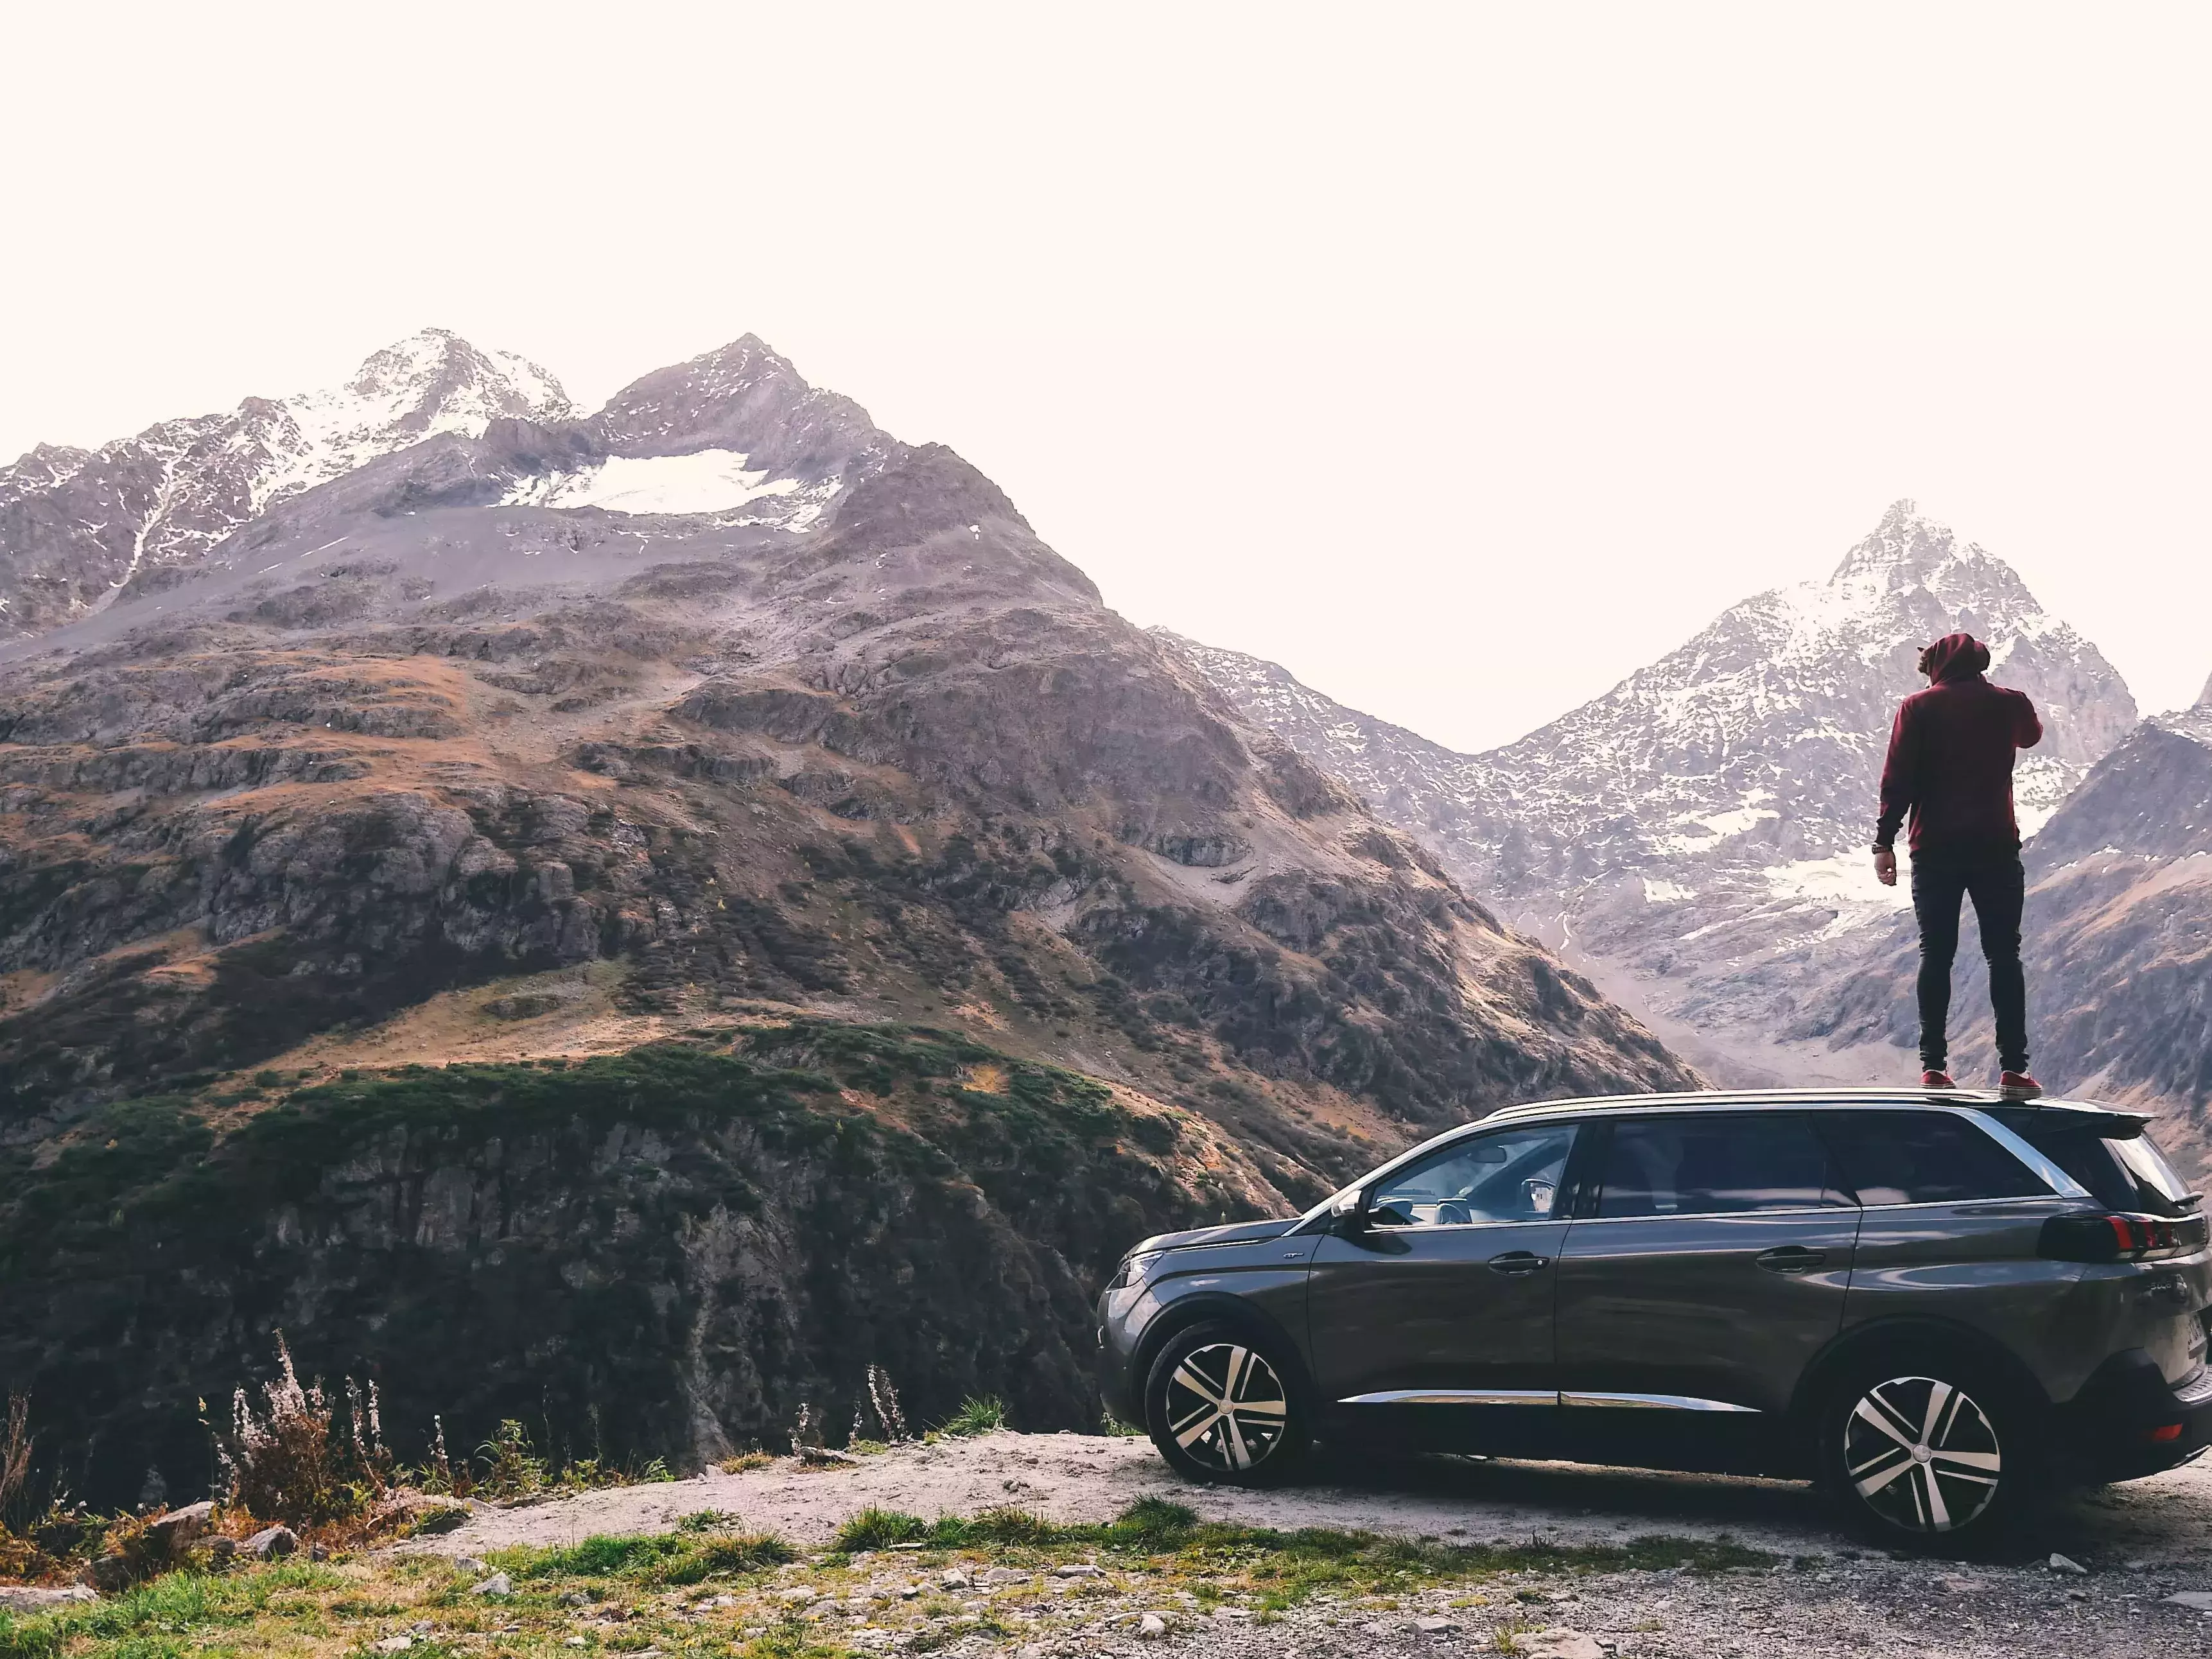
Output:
[399,1432,2212,1656]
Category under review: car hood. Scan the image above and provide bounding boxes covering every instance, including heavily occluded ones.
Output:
[1131,1217,1302,1255]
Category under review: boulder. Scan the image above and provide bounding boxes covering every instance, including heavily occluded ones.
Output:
[86,1555,134,1594]
[148,1500,216,1550]
[245,1525,299,1559]
[0,1585,98,1611]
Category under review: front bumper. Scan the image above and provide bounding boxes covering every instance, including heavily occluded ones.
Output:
[1095,1289,1146,1429]
[2059,1350,2212,1482]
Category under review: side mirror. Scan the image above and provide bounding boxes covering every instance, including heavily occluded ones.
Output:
[1330,1188,1369,1234]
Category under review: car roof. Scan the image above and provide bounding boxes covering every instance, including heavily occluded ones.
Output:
[1478,1087,2134,1125]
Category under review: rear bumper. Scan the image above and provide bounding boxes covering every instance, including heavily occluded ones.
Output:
[2058,1350,2212,1482]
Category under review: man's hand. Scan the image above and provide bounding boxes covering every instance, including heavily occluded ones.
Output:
[1873,846,1897,887]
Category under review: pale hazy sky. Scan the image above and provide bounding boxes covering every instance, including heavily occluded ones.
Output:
[3,2,2207,750]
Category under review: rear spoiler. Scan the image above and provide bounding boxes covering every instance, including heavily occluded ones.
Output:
[1989,1104,2148,1141]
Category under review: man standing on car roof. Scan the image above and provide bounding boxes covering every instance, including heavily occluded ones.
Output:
[1873,631,2044,1097]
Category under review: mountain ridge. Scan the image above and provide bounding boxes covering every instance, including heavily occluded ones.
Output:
[0,331,1694,1151]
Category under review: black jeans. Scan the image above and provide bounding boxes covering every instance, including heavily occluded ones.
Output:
[1910,842,2028,1074]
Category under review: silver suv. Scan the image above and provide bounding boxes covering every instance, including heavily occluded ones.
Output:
[1097,1090,2211,1546]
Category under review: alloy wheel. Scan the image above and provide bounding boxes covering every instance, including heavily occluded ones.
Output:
[1162,1342,1291,1472]
[1843,1375,2003,1533]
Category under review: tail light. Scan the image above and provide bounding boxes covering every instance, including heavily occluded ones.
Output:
[2041,1212,2207,1262]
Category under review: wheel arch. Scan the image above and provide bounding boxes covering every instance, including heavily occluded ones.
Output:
[1133,1292,1317,1411]
[1790,1316,2051,1445]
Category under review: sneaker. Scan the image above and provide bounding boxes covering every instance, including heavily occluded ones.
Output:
[1920,1070,1956,1088]
[2000,1070,2042,1099]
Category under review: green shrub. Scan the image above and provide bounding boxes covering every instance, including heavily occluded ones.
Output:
[476,1421,546,1499]
[936,1396,1005,1438]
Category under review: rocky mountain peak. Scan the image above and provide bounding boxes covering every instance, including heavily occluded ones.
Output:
[340,327,575,433]
[589,334,889,483]
[1826,500,2030,607]
[0,331,573,637]
[2197,668,2212,710]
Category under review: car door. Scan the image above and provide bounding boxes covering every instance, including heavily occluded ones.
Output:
[1820,1109,2090,1385]
[1553,1111,1861,1468]
[1307,1119,1580,1452]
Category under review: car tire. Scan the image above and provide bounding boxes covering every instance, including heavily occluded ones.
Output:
[1816,1350,2047,1550]
[1143,1320,1309,1485]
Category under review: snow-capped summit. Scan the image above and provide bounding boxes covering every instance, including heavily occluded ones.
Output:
[0,329,572,634]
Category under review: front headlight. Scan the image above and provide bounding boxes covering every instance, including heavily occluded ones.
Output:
[1109,1249,1166,1290]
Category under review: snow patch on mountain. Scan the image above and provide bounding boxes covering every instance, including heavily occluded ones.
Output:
[503,449,805,517]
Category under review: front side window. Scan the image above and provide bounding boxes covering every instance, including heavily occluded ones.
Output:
[1815,1111,2049,1206]
[1595,1113,1843,1218]
[1368,1123,1578,1228]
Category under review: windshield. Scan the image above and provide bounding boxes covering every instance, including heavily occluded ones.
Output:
[1999,1112,2200,1217]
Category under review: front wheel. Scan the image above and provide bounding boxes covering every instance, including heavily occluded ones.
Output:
[1818,1357,2044,1549]
[1143,1321,1308,1485]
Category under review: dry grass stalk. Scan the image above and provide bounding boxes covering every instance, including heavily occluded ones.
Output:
[867,1366,910,1443]
[0,1393,31,1524]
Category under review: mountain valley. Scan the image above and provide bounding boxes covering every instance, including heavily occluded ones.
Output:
[1174,507,2212,1170]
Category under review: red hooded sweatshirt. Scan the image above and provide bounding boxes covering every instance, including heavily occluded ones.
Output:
[1874,632,2043,854]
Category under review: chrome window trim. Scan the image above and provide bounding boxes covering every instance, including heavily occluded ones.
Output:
[1560,1391,1761,1413]
[1852,1195,2077,1214]
[1955,1107,2092,1199]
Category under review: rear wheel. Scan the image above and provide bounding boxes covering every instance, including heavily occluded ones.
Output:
[1818,1354,2044,1549]
[1143,1321,1307,1484]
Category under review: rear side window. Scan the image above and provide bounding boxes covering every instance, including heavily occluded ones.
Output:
[1594,1113,1843,1217]
[1994,1114,2199,1218]
[1816,1112,2048,1206]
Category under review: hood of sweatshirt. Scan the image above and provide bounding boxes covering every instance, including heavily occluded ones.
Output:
[1923,631,1992,684]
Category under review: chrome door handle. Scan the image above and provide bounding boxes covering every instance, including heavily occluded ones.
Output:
[1755,1245,1825,1274]
[1489,1251,1551,1275]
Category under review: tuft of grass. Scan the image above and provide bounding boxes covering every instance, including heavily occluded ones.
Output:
[935,1396,1006,1438]
[496,1527,793,1586]
[833,1507,931,1551]
[718,1451,777,1473]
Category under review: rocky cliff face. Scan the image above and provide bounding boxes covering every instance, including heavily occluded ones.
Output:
[0,1025,1291,1505]
[0,333,1697,1499]
[1171,502,2140,1085]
